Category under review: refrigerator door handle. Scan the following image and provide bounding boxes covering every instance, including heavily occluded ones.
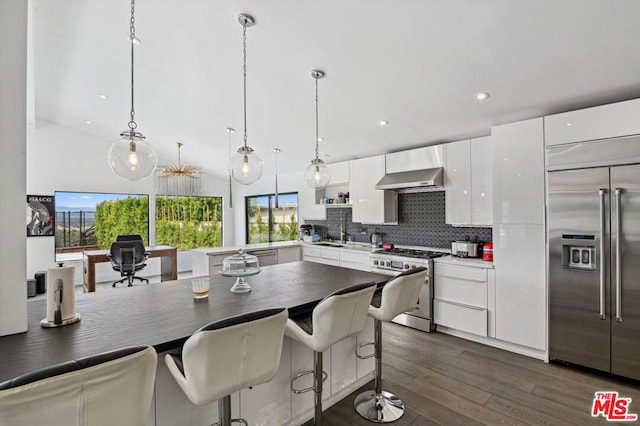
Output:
[599,188,606,320]
[615,187,622,323]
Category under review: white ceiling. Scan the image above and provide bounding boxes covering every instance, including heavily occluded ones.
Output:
[31,0,640,179]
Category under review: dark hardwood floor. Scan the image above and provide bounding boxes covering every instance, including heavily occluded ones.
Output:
[305,323,640,425]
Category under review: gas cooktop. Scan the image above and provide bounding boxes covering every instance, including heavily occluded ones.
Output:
[374,248,447,259]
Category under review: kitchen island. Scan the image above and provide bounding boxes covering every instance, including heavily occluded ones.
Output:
[0,261,388,426]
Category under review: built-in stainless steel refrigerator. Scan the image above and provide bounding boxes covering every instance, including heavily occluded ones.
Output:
[547,135,640,381]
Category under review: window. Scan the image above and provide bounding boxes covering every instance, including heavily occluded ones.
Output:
[246,193,298,244]
[156,196,223,251]
[54,191,149,261]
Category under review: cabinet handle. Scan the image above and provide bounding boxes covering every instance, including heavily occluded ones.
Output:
[598,188,606,320]
[615,188,622,323]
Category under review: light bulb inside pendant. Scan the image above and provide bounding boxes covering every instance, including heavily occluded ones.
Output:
[127,143,139,170]
[242,155,250,175]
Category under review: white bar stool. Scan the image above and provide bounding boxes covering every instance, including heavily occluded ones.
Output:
[354,267,428,423]
[286,282,377,426]
[0,345,157,426]
[164,308,288,426]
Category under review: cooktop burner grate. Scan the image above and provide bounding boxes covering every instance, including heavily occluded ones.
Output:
[374,248,447,259]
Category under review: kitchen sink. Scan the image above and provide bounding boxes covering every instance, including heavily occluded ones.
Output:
[314,242,344,248]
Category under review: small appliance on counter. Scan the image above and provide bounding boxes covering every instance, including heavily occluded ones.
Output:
[482,241,493,261]
[369,232,383,251]
[299,224,313,240]
[451,239,482,258]
[41,263,80,328]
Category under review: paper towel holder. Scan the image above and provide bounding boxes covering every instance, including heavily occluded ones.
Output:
[40,262,81,328]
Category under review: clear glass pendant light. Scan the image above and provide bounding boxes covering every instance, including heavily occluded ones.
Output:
[108,0,157,181]
[304,70,330,190]
[231,14,263,185]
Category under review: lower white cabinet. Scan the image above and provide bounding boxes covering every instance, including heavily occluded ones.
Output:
[302,246,371,272]
[433,262,494,338]
[301,246,340,266]
[493,223,546,351]
[338,250,370,271]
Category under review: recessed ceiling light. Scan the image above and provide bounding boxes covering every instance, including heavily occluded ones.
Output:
[85,120,92,125]
[317,137,324,142]
[379,120,389,126]
[324,154,331,158]
[474,92,490,101]
[98,94,108,100]
[566,123,572,127]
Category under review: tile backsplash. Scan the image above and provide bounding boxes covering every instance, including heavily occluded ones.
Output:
[304,191,492,249]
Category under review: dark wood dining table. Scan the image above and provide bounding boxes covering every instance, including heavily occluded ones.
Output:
[0,261,389,383]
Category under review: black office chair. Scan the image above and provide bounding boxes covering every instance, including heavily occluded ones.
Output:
[116,234,144,243]
[108,240,149,287]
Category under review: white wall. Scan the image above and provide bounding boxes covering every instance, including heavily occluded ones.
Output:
[233,171,304,244]
[26,120,233,284]
[0,0,28,335]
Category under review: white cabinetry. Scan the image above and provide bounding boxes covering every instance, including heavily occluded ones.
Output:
[301,246,339,266]
[350,155,397,224]
[544,98,640,146]
[491,118,545,351]
[385,145,444,173]
[302,246,371,272]
[338,250,370,272]
[444,137,492,226]
[444,140,470,224]
[433,263,494,337]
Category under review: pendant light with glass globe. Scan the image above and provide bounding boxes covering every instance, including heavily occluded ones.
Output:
[230,14,263,185]
[304,70,330,190]
[108,0,157,181]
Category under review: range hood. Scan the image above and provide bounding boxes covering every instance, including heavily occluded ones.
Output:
[375,167,444,192]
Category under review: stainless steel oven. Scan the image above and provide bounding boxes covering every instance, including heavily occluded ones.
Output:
[370,248,445,332]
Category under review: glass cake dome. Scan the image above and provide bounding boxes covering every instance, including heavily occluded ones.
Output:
[220,249,261,293]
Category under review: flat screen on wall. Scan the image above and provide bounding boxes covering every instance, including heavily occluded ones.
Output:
[54,191,149,260]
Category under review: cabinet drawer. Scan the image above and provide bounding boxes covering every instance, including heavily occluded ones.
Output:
[321,249,340,260]
[340,251,370,264]
[434,299,487,337]
[302,247,321,258]
[434,263,486,282]
[434,275,487,308]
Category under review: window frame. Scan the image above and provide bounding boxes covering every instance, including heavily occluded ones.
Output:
[245,192,298,244]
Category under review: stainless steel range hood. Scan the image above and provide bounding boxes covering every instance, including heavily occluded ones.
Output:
[375,167,444,192]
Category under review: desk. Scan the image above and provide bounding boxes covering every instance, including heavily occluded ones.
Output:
[82,245,177,292]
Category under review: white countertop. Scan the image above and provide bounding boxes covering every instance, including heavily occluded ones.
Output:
[193,241,300,256]
[433,255,494,268]
[301,241,374,252]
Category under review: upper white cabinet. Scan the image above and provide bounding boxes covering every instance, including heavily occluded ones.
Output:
[444,140,471,224]
[444,136,492,226]
[491,118,544,225]
[545,98,640,146]
[298,183,326,220]
[385,145,444,173]
[350,155,397,224]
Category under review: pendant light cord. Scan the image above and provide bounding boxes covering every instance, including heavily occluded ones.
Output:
[242,21,248,152]
[314,75,319,161]
[128,0,137,131]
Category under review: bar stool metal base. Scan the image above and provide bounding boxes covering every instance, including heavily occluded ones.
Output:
[354,389,405,423]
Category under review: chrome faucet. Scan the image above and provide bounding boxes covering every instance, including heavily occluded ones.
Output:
[340,211,348,244]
